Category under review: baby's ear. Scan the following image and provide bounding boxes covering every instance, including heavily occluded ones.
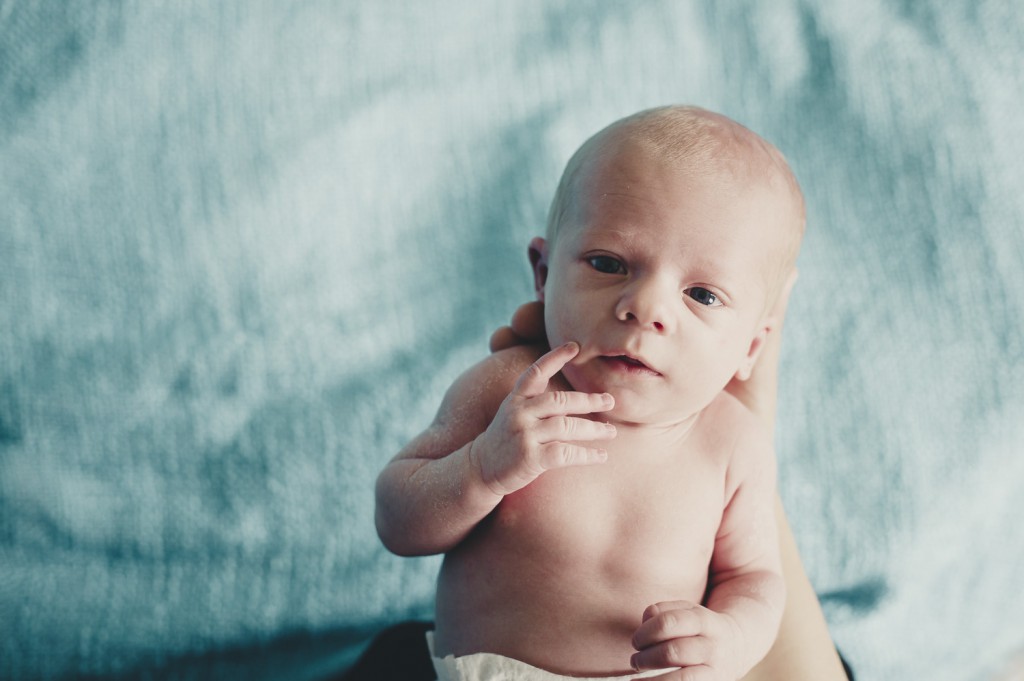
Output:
[735,317,776,381]
[528,237,549,302]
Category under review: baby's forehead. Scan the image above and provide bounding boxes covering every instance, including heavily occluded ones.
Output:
[547,107,805,274]
[575,134,800,277]
[590,116,801,225]
[594,116,787,192]
[575,141,794,233]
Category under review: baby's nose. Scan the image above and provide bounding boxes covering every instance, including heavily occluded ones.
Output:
[615,281,675,333]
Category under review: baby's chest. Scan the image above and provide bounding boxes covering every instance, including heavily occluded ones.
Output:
[492,440,727,579]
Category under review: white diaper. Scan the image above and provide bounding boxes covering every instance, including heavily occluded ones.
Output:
[426,631,671,681]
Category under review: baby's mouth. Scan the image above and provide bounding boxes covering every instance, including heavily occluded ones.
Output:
[599,354,660,376]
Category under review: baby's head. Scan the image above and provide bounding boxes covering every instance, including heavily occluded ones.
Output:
[542,106,804,306]
[530,106,805,424]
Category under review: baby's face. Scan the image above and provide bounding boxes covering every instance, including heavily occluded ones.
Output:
[536,142,792,426]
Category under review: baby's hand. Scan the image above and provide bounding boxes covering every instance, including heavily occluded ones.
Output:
[471,342,616,497]
[631,601,742,681]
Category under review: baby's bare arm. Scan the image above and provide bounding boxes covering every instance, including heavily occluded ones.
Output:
[374,353,510,557]
[704,432,785,674]
[743,498,849,681]
[375,343,615,557]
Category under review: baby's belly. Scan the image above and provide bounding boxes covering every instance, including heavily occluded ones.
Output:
[433,457,723,676]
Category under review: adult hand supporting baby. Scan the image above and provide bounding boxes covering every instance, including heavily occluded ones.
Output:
[489,301,548,354]
[470,342,617,497]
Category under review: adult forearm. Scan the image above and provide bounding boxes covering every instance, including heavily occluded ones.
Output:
[374,440,503,556]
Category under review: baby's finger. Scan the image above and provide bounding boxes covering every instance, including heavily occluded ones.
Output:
[641,601,701,623]
[536,416,617,444]
[528,390,615,419]
[633,607,703,651]
[513,342,579,398]
[538,442,608,470]
[630,636,711,672]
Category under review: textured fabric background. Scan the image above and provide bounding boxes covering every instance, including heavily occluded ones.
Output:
[2,2,1022,680]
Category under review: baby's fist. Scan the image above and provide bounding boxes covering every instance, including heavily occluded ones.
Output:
[631,601,742,681]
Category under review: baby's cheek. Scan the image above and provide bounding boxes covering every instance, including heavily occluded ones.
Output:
[542,305,572,348]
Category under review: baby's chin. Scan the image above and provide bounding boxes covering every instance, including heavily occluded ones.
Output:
[569,379,670,425]
[570,377,700,428]
[604,400,694,431]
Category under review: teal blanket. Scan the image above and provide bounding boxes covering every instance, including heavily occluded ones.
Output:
[2,3,1022,680]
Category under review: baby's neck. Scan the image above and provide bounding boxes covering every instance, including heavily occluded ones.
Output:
[603,409,703,449]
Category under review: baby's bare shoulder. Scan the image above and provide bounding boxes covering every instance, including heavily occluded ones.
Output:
[468,344,549,396]
[701,391,773,462]
[437,344,548,420]
[399,345,549,464]
[485,344,549,379]
[696,393,776,505]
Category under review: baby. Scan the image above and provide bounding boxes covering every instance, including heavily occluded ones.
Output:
[376,105,806,680]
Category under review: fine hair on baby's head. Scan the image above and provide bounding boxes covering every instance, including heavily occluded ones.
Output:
[545,105,806,305]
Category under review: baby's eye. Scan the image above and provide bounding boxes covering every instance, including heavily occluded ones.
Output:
[685,287,721,307]
[587,255,625,275]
